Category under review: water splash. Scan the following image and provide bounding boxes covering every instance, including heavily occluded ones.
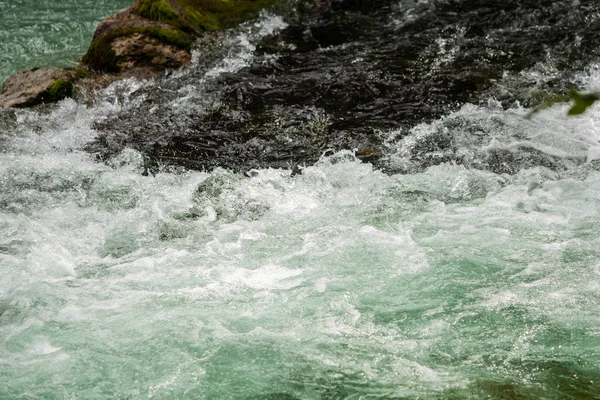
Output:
[1,3,600,399]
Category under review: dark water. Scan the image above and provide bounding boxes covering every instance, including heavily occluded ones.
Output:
[88,0,600,175]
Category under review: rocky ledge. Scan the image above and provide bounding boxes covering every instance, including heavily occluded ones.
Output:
[0,0,282,108]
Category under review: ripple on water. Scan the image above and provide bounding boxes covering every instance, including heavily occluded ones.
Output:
[2,4,600,398]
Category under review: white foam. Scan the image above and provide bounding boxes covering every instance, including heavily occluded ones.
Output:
[222,265,304,290]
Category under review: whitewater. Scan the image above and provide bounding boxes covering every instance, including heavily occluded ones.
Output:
[1,2,600,399]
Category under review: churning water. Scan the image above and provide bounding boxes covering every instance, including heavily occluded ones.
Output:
[1,2,600,399]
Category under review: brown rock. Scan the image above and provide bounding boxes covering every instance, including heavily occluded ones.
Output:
[0,67,75,109]
[82,0,282,74]
[92,7,174,40]
[112,32,191,71]
[81,2,193,74]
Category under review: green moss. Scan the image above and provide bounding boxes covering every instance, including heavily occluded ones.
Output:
[137,0,179,22]
[46,79,73,102]
[82,32,120,72]
[133,0,282,32]
[182,6,220,30]
[82,26,192,72]
[73,67,92,79]
[83,0,281,72]
[140,25,193,48]
[179,0,283,30]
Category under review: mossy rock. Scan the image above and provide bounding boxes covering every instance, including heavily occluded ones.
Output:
[82,0,283,73]
[82,26,193,72]
[0,67,76,108]
[82,31,121,72]
[137,0,180,22]
[45,79,74,102]
[180,0,283,30]
[136,0,283,32]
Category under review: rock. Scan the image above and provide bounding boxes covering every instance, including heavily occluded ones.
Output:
[0,0,284,108]
[0,108,17,132]
[86,0,600,174]
[82,0,282,74]
[111,31,192,71]
[92,7,163,40]
[82,5,193,73]
[0,67,76,109]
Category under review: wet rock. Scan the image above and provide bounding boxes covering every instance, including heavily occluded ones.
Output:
[88,0,600,173]
[111,31,192,71]
[0,0,285,108]
[82,0,282,74]
[82,6,193,73]
[0,67,76,109]
[0,108,17,130]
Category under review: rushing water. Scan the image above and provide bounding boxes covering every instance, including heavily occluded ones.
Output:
[2,2,600,399]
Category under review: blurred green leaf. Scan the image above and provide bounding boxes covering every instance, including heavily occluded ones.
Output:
[523,91,570,119]
[568,89,600,115]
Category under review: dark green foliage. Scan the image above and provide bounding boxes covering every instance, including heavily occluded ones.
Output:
[568,89,600,115]
[45,79,73,102]
[524,91,571,119]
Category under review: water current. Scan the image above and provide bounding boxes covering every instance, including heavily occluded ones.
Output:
[0,0,131,85]
[1,1,600,399]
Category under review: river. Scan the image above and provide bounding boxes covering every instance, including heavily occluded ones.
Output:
[1,1,599,398]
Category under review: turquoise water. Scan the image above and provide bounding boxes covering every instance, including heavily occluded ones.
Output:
[1,4,600,400]
[0,0,130,85]
[2,100,600,398]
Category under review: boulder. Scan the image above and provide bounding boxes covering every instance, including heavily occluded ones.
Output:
[81,5,193,73]
[82,0,282,74]
[0,67,76,109]
[0,0,284,108]
[87,0,600,174]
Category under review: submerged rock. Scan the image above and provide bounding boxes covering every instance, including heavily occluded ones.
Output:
[88,0,600,174]
[0,67,76,109]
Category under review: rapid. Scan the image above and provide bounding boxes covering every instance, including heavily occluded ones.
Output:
[1,1,600,398]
